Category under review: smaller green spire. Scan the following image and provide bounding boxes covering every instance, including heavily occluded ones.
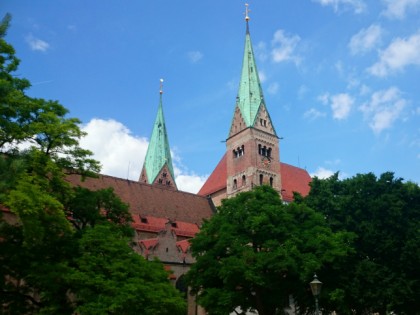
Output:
[141,80,176,186]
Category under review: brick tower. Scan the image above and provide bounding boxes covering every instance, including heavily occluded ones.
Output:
[139,80,177,190]
[226,5,281,198]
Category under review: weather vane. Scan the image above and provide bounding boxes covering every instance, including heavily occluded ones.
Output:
[245,3,250,21]
[160,78,164,94]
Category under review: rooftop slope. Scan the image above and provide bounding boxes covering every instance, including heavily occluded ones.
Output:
[66,174,215,225]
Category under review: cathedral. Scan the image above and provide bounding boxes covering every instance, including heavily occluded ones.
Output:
[3,6,311,315]
[68,7,311,315]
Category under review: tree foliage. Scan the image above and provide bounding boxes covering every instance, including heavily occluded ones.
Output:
[0,14,186,314]
[187,185,353,315]
[67,224,186,315]
[304,172,420,315]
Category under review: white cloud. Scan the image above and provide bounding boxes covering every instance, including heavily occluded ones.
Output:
[331,94,354,119]
[326,93,354,120]
[382,0,420,19]
[304,108,327,120]
[80,118,206,193]
[25,34,50,52]
[359,87,407,134]
[310,167,336,179]
[80,119,148,180]
[270,29,301,64]
[368,31,420,77]
[174,173,208,194]
[187,50,203,63]
[349,24,383,55]
[312,0,366,14]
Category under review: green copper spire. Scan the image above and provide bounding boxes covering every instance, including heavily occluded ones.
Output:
[236,9,268,128]
[141,80,176,188]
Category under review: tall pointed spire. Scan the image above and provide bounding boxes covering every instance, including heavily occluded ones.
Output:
[139,79,177,190]
[224,4,281,198]
[232,4,276,136]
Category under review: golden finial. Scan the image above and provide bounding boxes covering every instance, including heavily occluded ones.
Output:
[245,3,250,21]
[159,78,164,94]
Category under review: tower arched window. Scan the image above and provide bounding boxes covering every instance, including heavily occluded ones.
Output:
[242,175,246,186]
[270,177,273,187]
[259,174,263,185]
[233,179,238,189]
[258,144,262,155]
[267,148,272,158]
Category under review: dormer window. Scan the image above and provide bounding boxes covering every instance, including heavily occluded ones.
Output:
[171,222,177,228]
[140,217,148,224]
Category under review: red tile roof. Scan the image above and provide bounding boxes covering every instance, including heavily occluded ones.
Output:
[139,238,159,249]
[132,215,199,237]
[197,154,311,202]
[280,162,311,202]
[66,174,215,225]
[198,153,227,196]
[176,239,191,253]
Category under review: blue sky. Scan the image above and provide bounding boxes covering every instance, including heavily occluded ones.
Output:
[3,0,420,192]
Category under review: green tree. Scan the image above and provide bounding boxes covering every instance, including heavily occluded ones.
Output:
[0,14,186,314]
[305,172,420,315]
[186,186,353,315]
[66,186,132,233]
[0,13,32,149]
[67,224,186,315]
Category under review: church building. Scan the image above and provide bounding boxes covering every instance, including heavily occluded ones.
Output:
[66,6,313,314]
[198,5,311,206]
[2,5,312,315]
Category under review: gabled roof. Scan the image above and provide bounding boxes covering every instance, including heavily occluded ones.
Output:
[66,174,215,224]
[139,238,159,250]
[197,154,311,202]
[176,239,191,253]
[142,91,176,186]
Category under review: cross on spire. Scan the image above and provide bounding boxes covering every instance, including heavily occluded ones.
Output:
[245,3,250,21]
[159,78,164,94]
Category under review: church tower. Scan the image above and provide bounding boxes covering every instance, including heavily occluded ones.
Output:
[226,4,281,198]
[139,80,177,190]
